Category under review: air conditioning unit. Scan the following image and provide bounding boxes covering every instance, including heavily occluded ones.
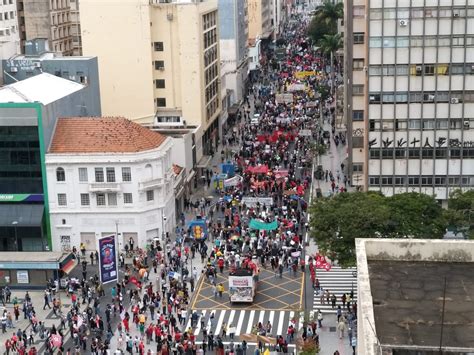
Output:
[399,19,408,27]
[451,98,460,104]
[427,94,435,101]
[416,65,422,72]
[464,120,470,128]
[34,62,41,68]
[10,66,18,73]
[369,95,375,101]
[453,12,460,18]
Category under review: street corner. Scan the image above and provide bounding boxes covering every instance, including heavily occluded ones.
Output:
[191,267,304,311]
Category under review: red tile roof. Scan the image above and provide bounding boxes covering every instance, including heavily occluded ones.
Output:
[49,117,167,153]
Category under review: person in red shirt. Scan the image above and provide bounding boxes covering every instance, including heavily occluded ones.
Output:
[138,340,145,355]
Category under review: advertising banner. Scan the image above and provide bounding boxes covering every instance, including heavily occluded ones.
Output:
[98,235,118,284]
[294,71,316,79]
[275,93,294,104]
[229,276,254,302]
[224,175,243,187]
[241,196,274,207]
[189,219,207,240]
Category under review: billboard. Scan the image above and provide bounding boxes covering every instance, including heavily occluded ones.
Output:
[98,235,118,284]
[229,276,254,302]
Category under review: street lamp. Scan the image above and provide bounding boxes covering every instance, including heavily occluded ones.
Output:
[12,221,18,251]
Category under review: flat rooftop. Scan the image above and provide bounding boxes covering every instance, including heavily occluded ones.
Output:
[368,260,474,349]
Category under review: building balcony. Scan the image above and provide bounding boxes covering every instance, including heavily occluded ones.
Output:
[89,182,121,192]
[139,177,165,191]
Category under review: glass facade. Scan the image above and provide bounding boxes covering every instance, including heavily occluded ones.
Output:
[0,126,42,194]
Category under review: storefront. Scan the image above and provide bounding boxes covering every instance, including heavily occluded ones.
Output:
[0,251,76,289]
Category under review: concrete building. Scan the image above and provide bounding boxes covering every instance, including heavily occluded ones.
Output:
[270,0,288,40]
[2,39,99,113]
[0,0,20,83]
[17,0,76,56]
[218,0,248,105]
[247,0,273,42]
[80,0,221,161]
[0,73,99,251]
[45,117,176,252]
[356,238,474,354]
[69,0,81,55]
[345,1,474,201]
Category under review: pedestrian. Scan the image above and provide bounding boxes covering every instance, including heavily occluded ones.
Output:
[331,293,337,309]
[217,283,224,298]
[317,310,323,328]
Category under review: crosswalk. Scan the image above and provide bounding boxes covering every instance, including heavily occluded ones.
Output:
[313,266,358,314]
[184,309,300,341]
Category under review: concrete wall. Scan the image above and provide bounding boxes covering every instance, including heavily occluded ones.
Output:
[247,0,262,41]
[23,0,51,41]
[80,0,155,122]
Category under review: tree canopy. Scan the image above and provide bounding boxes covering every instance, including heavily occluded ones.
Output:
[444,189,474,238]
[309,192,447,266]
[307,1,343,43]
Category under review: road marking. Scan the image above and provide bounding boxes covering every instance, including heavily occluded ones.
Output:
[214,310,226,335]
[246,310,255,334]
[235,311,246,336]
[277,311,285,335]
[194,310,207,336]
[227,310,236,330]
[258,310,265,326]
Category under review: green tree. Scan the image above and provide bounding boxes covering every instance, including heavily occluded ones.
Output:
[444,189,474,238]
[309,192,447,266]
[307,1,343,42]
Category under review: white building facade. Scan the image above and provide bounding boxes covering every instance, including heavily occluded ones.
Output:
[0,0,20,84]
[46,118,176,252]
[346,0,474,202]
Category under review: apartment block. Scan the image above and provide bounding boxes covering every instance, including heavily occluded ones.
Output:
[345,0,474,202]
[0,0,20,82]
[80,0,221,160]
[247,0,273,41]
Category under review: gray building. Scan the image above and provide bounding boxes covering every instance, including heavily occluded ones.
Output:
[0,72,100,252]
[2,39,100,115]
[218,0,249,104]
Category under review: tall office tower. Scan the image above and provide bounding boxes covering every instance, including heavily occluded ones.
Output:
[345,0,474,203]
[80,0,221,159]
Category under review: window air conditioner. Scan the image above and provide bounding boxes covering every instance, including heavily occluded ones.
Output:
[416,65,422,71]
[399,20,408,27]
[453,12,460,18]
[10,66,18,72]
[427,94,435,101]
[464,120,470,128]
[369,96,375,101]
[451,98,460,104]
[35,62,41,68]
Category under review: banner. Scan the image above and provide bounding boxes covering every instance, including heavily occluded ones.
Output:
[275,93,294,104]
[298,129,312,137]
[249,219,278,230]
[0,194,44,203]
[229,276,254,302]
[189,219,207,240]
[241,197,273,207]
[294,71,316,79]
[224,175,243,187]
[98,235,118,284]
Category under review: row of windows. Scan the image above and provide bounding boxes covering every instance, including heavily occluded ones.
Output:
[366,63,474,76]
[206,96,219,121]
[56,167,132,183]
[1,0,14,5]
[369,148,474,159]
[369,176,474,186]
[205,79,219,104]
[0,11,15,21]
[370,7,474,20]
[368,91,474,104]
[204,46,218,68]
[57,192,133,207]
[203,28,217,50]
[205,62,218,86]
[369,35,474,48]
[369,119,470,131]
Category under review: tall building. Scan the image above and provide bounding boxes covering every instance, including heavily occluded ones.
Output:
[69,0,82,55]
[0,0,20,83]
[270,0,288,40]
[247,0,273,42]
[80,0,221,159]
[345,0,474,202]
[16,0,77,56]
[218,0,249,105]
[0,73,100,251]
[46,117,175,252]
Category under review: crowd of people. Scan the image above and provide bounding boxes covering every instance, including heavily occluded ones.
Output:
[0,6,354,355]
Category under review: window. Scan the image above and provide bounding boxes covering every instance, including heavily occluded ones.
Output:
[124,193,133,204]
[56,167,65,182]
[424,65,435,76]
[369,177,380,185]
[122,167,131,182]
[80,193,90,206]
[155,79,165,89]
[352,163,363,172]
[95,168,104,182]
[154,60,164,70]
[156,98,166,107]
[153,42,164,51]
[352,110,364,121]
[96,193,106,206]
[106,167,115,182]
[146,190,154,201]
[58,193,67,206]
[78,167,88,182]
[353,32,364,44]
[353,59,364,70]
[107,193,117,206]
[408,177,420,185]
[353,85,364,96]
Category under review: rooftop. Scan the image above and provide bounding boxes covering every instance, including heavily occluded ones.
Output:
[0,73,84,105]
[368,260,474,349]
[49,117,167,154]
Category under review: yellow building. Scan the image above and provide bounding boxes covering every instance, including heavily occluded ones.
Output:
[247,0,273,42]
[80,0,221,157]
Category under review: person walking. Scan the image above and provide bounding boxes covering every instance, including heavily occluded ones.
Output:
[337,316,348,339]
[43,290,51,310]
[317,310,323,328]
[217,283,224,298]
